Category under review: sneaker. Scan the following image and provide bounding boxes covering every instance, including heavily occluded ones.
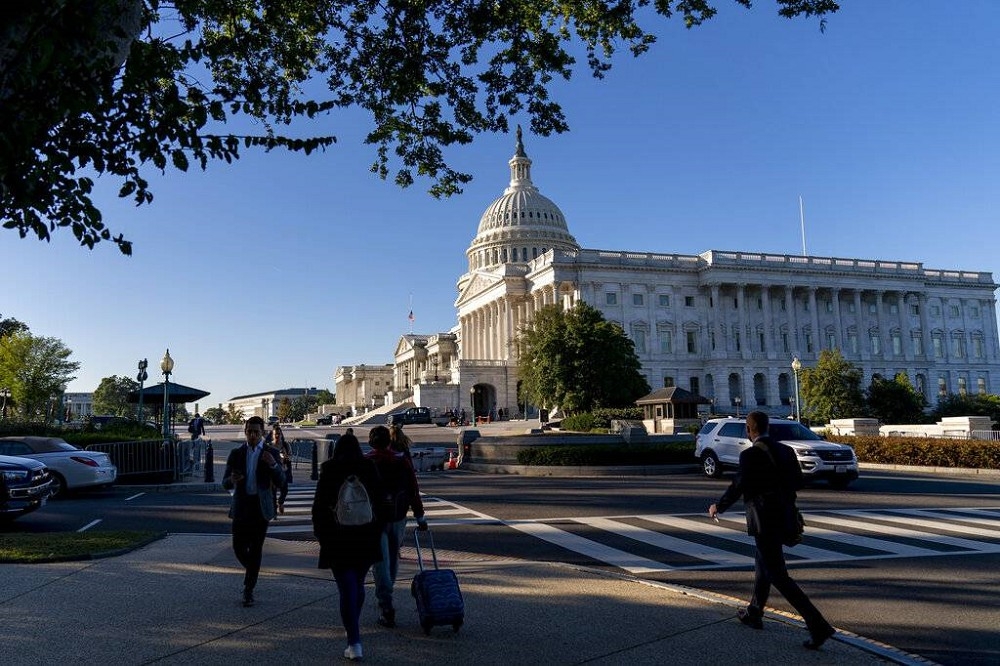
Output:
[343,643,363,660]
[278,503,285,515]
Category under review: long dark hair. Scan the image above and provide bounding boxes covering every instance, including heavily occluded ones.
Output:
[332,433,363,463]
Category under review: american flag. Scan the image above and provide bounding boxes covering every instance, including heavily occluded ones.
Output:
[408,310,415,322]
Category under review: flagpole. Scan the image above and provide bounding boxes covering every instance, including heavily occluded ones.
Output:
[799,195,807,256]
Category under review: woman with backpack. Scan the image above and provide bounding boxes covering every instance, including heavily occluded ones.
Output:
[311,432,385,661]
[269,423,292,513]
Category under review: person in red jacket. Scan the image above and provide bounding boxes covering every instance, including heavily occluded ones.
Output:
[366,425,427,628]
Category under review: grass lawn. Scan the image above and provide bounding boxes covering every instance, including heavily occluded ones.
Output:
[0,530,163,563]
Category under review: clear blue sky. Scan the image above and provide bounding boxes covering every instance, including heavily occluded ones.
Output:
[3,2,998,408]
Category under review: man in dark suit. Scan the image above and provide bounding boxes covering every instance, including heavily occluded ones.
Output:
[709,411,835,650]
[223,416,284,607]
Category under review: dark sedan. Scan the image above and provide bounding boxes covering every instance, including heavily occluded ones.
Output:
[1,454,53,521]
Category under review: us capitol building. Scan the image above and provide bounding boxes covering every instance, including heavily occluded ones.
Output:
[336,130,1000,419]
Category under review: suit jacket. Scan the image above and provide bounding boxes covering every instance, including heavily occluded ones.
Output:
[223,443,284,522]
[715,435,802,538]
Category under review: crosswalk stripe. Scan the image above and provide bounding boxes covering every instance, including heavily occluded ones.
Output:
[888,508,1000,533]
[507,521,674,574]
[807,515,1000,551]
[841,511,1000,541]
[580,516,753,567]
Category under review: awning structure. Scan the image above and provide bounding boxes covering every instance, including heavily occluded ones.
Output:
[127,381,210,404]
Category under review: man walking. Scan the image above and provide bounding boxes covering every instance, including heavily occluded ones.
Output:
[223,416,284,607]
[188,412,206,470]
[708,411,835,650]
[366,425,427,628]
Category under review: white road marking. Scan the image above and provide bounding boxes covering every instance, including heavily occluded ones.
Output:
[124,493,145,501]
[77,519,102,532]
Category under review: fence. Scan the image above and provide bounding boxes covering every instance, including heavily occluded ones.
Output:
[86,439,180,483]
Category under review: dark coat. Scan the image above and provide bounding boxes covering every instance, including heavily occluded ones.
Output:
[311,457,385,570]
[715,435,803,538]
[222,443,285,521]
[366,447,425,522]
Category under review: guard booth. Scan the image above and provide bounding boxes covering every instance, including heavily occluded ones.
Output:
[636,387,710,435]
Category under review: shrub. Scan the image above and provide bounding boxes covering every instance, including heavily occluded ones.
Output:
[517,442,695,466]
[591,407,643,429]
[826,434,1000,469]
[560,413,596,432]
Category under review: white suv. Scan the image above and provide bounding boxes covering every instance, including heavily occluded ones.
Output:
[695,417,859,488]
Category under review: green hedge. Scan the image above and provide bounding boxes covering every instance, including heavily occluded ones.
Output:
[561,408,644,432]
[826,434,1000,469]
[560,413,596,432]
[516,442,695,466]
[0,421,166,446]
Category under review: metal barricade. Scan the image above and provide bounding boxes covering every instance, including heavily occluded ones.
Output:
[86,439,178,483]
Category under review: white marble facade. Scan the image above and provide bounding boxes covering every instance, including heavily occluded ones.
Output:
[386,130,1000,418]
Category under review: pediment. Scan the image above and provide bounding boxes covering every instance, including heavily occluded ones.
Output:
[457,271,504,303]
[393,334,427,358]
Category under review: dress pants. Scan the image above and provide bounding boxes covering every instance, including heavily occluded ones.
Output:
[750,534,832,636]
[232,500,268,590]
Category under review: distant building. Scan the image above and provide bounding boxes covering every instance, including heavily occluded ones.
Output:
[226,388,318,420]
[334,365,393,415]
[63,392,93,420]
[357,130,999,418]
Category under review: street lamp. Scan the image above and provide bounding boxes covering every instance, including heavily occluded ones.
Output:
[136,358,148,422]
[433,358,439,382]
[734,396,742,418]
[791,356,802,422]
[65,397,73,423]
[404,368,410,389]
[160,349,174,439]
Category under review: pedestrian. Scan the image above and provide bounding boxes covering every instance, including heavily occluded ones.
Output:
[388,423,412,460]
[366,425,428,628]
[708,411,835,650]
[270,422,293,514]
[188,412,206,470]
[222,416,285,607]
[311,432,385,662]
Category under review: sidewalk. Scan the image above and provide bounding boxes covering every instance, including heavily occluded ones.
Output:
[0,533,920,665]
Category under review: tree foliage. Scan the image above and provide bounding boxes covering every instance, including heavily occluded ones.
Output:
[92,374,140,417]
[516,303,649,415]
[798,349,865,424]
[203,406,226,424]
[1,315,30,339]
[224,403,245,424]
[1,1,839,254]
[0,332,80,422]
[866,372,928,425]
[931,392,1000,426]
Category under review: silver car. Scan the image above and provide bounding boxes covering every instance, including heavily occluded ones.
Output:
[695,417,859,488]
[0,436,117,498]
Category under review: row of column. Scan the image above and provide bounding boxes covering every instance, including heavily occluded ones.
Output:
[459,283,577,360]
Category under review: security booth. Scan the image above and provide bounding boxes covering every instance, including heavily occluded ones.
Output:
[636,387,710,435]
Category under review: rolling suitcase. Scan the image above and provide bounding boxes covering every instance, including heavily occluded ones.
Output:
[411,528,464,634]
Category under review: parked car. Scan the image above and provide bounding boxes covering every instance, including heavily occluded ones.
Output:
[0,454,53,520]
[695,417,859,488]
[86,415,136,430]
[386,407,433,426]
[315,414,334,425]
[267,416,280,426]
[0,436,117,497]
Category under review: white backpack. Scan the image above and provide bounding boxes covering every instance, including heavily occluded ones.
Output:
[335,475,374,526]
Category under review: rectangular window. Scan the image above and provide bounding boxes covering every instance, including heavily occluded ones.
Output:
[909,304,919,316]
[659,294,670,307]
[971,306,980,317]
[805,333,813,353]
[825,300,833,313]
[757,298,763,310]
[690,377,700,395]
[978,378,987,395]
[686,331,697,354]
[660,330,673,354]
[710,331,716,351]
[826,333,836,350]
[759,332,766,352]
[869,303,877,314]
[938,378,947,396]
[734,331,741,352]
[685,296,695,307]
[931,305,941,317]
[633,293,644,306]
[803,299,810,312]
[953,337,965,358]
[779,299,787,312]
[913,336,924,356]
[605,292,617,305]
[958,377,967,395]
[933,336,944,358]
[733,297,739,309]
[663,376,675,388]
[848,333,859,354]
[973,338,984,359]
[848,302,856,313]
[949,305,960,317]
[633,329,647,354]
[889,303,899,315]
[892,333,902,355]
[781,332,789,353]
[870,334,881,355]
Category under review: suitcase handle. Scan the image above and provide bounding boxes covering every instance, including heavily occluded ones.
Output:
[412,526,439,572]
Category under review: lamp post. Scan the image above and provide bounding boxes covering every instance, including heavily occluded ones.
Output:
[65,397,72,423]
[791,356,802,422]
[734,396,742,418]
[470,386,476,421]
[136,358,148,422]
[433,358,439,382]
[404,369,410,389]
[160,349,174,439]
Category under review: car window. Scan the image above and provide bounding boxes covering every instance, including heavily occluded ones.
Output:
[769,422,822,441]
[697,422,718,436]
[0,441,32,456]
[718,423,748,438]
[30,439,78,453]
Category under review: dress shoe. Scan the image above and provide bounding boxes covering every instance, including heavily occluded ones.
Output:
[737,608,763,630]
[376,607,396,628]
[242,586,254,607]
[278,502,285,515]
[803,626,835,650]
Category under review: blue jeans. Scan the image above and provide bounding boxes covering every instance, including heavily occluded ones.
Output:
[373,519,407,612]
[333,564,370,645]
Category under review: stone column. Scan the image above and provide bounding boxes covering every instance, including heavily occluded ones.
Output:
[710,284,721,357]
[786,285,799,355]
[832,288,843,351]
[899,291,912,361]
[761,284,773,356]
[808,287,820,358]
[918,293,931,361]
[855,290,867,360]
[736,284,748,360]
[875,291,886,360]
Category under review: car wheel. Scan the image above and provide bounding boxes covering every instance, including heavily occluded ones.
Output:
[701,451,722,478]
[49,472,68,499]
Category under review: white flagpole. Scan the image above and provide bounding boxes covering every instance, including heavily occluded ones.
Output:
[799,195,807,256]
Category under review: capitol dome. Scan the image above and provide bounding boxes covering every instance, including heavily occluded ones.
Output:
[466,127,579,271]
